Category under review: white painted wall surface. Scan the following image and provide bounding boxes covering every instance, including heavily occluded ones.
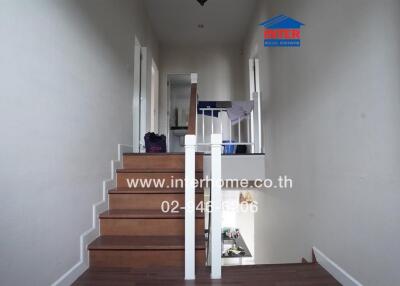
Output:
[203,155,266,181]
[244,1,400,285]
[0,1,158,285]
[158,45,246,136]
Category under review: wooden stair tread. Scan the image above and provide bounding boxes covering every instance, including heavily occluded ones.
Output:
[123,152,203,156]
[74,264,341,285]
[88,235,205,250]
[116,169,202,173]
[100,209,204,219]
[108,188,204,194]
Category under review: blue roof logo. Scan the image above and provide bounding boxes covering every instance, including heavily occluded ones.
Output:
[260,14,304,47]
[260,14,304,29]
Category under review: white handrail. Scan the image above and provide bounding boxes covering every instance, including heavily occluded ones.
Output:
[184,135,196,280]
[210,134,222,279]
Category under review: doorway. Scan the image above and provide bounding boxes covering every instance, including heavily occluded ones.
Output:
[166,74,192,152]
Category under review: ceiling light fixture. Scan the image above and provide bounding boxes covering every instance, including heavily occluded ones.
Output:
[197,0,208,6]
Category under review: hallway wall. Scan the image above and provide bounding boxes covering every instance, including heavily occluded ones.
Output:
[0,1,158,285]
[244,0,400,285]
[158,44,246,136]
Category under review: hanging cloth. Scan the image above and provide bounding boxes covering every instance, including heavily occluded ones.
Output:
[226,101,254,124]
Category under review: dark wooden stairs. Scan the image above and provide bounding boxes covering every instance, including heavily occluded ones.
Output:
[88,153,206,269]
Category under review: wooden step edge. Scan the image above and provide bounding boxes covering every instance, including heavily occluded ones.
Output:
[116,169,203,173]
[99,210,205,219]
[123,152,204,156]
[88,235,205,251]
[108,188,204,194]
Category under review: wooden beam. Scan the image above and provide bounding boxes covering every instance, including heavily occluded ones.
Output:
[187,83,197,135]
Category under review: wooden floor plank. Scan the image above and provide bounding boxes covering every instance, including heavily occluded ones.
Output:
[99,209,204,219]
[73,264,341,286]
[88,235,205,250]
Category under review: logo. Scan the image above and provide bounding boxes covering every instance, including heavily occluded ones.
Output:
[260,15,304,47]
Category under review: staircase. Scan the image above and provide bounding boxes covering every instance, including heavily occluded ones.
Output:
[87,153,206,270]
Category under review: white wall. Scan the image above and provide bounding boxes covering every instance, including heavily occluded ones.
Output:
[0,1,158,285]
[158,45,246,136]
[244,0,400,285]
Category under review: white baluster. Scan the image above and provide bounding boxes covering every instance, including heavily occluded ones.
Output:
[185,135,196,280]
[211,110,214,134]
[229,119,232,143]
[247,115,250,144]
[210,134,222,279]
[202,110,205,143]
[238,116,241,143]
[220,112,223,134]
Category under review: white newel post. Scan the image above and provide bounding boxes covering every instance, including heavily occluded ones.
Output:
[210,133,222,279]
[184,134,196,280]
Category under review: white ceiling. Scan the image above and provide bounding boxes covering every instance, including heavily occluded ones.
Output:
[144,0,257,46]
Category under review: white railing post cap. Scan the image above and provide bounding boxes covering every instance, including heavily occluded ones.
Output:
[191,73,198,84]
[185,134,197,146]
[211,133,222,144]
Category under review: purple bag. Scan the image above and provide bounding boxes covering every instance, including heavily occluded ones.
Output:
[144,132,166,153]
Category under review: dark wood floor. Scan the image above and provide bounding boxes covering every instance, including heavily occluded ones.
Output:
[73,264,341,286]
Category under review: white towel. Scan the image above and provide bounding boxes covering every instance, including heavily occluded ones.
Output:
[226,101,254,124]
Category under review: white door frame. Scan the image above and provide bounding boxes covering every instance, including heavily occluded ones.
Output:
[132,37,147,153]
[249,58,262,153]
[150,59,159,133]
[139,47,147,152]
[166,76,171,152]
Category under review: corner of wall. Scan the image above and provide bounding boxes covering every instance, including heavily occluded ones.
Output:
[313,247,363,286]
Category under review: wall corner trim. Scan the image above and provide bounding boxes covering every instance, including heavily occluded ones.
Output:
[51,144,133,286]
[312,246,363,286]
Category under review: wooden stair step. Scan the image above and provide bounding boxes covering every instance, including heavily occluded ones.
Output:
[117,171,203,188]
[109,192,204,210]
[89,249,206,268]
[122,152,203,171]
[123,152,203,155]
[88,234,206,269]
[99,209,204,219]
[108,187,204,194]
[99,210,205,236]
[117,169,188,173]
[88,235,205,250]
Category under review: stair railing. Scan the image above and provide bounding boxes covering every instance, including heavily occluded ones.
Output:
[185,73,222,280]
[196,96,262,153]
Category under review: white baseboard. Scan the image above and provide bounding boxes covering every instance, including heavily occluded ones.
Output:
[313,247,363,286]
[51,144,133,286]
